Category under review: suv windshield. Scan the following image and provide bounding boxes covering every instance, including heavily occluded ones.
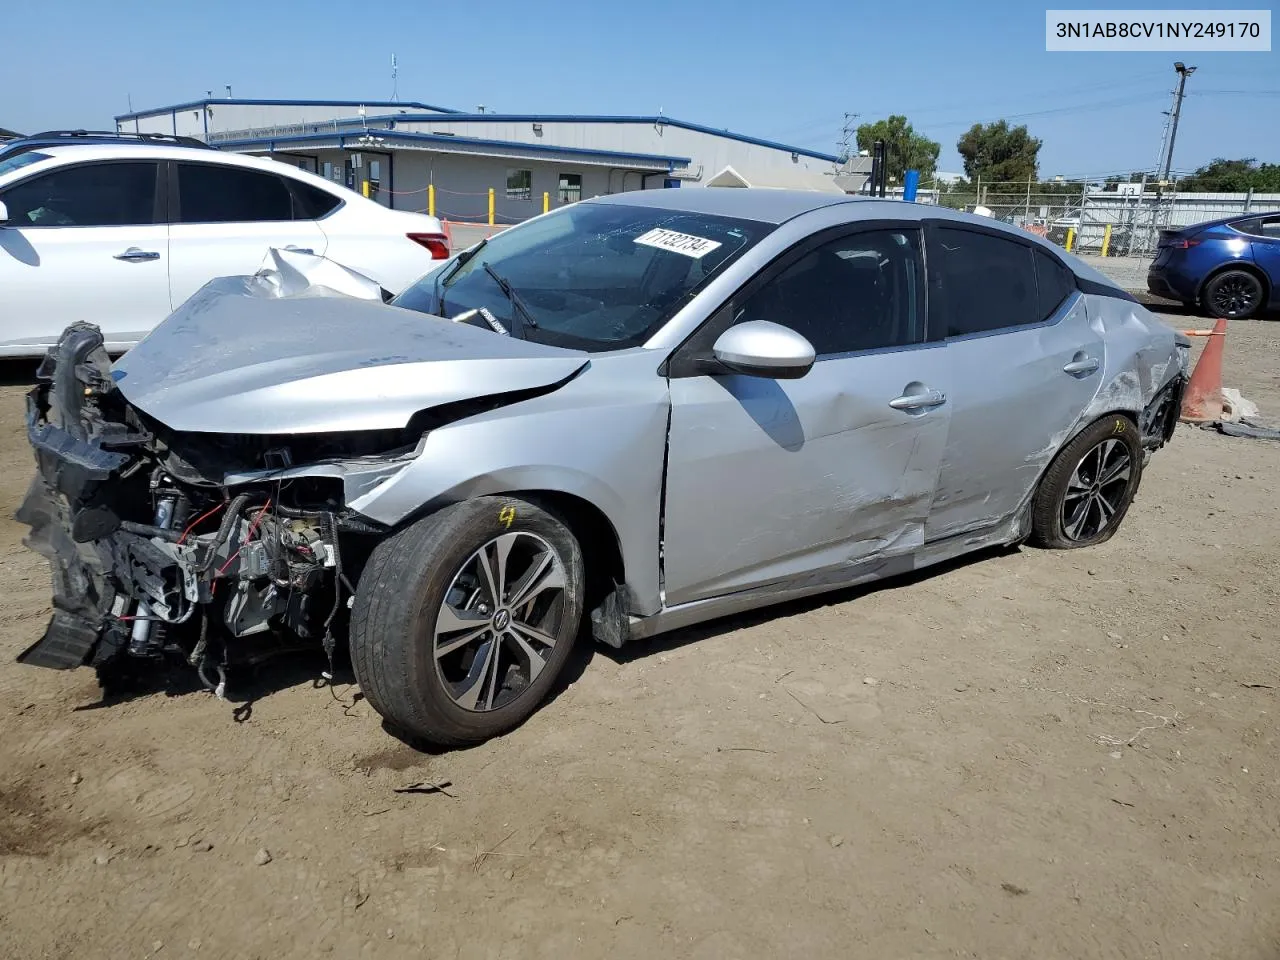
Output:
[0,151,52,179]
[392,200,773,350]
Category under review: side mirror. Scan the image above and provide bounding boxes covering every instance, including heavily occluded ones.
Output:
[708,320,815,380]
[0,200,8,225]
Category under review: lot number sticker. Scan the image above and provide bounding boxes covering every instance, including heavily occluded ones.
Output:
[634,227,723,259]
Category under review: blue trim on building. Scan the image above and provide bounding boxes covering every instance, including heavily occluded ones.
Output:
[114,98,461,122]
[214,129,691,169]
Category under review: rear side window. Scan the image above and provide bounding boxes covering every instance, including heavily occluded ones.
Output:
[933,226,1037,336]
[292,180,342,218]
[1033,248,1076,319]
[0,161,158,227]
[176,163,296,223]
[0,150,52,178]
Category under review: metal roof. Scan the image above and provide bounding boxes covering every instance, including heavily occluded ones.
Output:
[115,98,460,122]
[338,113,840,163]
[116,99,838,163]
[215,129,691,170]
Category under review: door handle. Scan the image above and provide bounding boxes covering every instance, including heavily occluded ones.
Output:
[1063,357,1100,375]
[114,249,160,262]
[889,389,947,411]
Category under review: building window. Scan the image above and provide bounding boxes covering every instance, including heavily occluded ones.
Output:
[506,168,533,201]
[558,172,583,204]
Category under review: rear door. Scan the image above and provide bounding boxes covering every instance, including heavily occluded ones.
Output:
[166,160,327,310]
[0,159,169,350]
[924,223,1103,542]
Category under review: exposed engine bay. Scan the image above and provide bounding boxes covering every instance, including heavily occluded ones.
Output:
[17,322,398,694]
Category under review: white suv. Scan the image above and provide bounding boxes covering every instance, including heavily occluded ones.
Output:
[0,140,450,356]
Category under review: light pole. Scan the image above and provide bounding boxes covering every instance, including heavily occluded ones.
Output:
[1161,61,1196,186]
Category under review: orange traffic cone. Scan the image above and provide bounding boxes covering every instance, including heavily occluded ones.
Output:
[441,218,454,248]
[1179,316,1228,423]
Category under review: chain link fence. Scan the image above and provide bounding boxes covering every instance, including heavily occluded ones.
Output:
[912,179,1280,259]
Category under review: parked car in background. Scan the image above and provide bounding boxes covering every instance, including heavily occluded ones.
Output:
[18,190,1189,747]
[1147,211,1280,319]
[0,136,449,357]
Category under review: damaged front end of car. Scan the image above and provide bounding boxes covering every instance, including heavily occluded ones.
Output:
[16,322,409,692]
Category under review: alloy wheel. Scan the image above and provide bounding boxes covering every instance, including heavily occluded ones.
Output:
[433,532,567,712]
[1060,438,1132,542]
[1211,276,1260,316]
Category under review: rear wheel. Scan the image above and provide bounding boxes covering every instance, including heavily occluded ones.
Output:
[350,496,584,747]
[1030,415,1143,550]
[1203,269,1264,319]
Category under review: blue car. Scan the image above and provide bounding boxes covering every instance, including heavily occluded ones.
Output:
[1147,211,1280,319]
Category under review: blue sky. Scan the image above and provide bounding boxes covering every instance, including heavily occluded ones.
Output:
[3,0,1276,179]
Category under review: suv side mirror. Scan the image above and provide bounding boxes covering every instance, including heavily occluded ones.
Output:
[707,320,815,380]
[0,200,8,225]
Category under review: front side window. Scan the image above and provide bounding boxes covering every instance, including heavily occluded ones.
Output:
[558,172,582,204]
[392,201,773,351]
[934,226,1038,336]
[0,161,158,227]
[1259,217,1280,239]
[506,168,533,201]
[176,163,294,223]
[735,229,925,356]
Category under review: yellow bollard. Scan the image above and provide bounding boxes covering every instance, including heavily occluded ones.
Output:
[1065,227,1075,252]
[488,188,495,227]
[543,191,550,214]
[428,183,435,217]
[361,180,370,198]
[1101,223,1112,257]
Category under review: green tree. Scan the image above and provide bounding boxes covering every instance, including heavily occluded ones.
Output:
[956,121,1042,184]
[855,115,940,182]
[1177,158,1280,192]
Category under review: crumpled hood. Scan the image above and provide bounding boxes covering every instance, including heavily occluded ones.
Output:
[112,276,589,434]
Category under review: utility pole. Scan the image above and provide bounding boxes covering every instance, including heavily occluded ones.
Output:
[838,112,860,166]
[1160,61,1196,186]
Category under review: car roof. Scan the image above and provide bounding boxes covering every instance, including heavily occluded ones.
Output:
[28,142,280,166]
[1177,210,1280,232]
[592,187,860,224]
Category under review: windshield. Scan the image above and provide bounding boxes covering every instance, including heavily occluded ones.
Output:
[392,200,773,351]
[0,150,52,179]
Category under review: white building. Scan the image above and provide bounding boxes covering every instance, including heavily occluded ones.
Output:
[116,97,848,224]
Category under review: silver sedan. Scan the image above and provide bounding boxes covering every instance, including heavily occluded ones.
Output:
[18,189,1190,747]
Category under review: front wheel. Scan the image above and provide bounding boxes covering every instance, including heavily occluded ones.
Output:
[1203,269,1264,319]
[1030,415,1143,550]
[350,496,584,747]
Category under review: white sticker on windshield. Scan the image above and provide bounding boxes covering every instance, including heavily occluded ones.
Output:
[633,227,723,259]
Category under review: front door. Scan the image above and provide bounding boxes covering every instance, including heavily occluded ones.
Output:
[662,224,951,607]
[0,159,170,351]
[1245,215,1280,308]
[924,224,1106,541]
[166,160,327,314]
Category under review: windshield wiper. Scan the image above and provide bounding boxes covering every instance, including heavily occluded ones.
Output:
[482,261,540,339]
[433,237,489,315]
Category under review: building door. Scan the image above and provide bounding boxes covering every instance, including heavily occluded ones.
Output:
[349,151,393,207]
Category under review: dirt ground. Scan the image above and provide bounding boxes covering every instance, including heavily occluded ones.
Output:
[2,310,1278,960]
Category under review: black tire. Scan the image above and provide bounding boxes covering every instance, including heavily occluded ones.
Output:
[1202,269,1265,320]
[1030,414,1143,550]
[350,496,584,747]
